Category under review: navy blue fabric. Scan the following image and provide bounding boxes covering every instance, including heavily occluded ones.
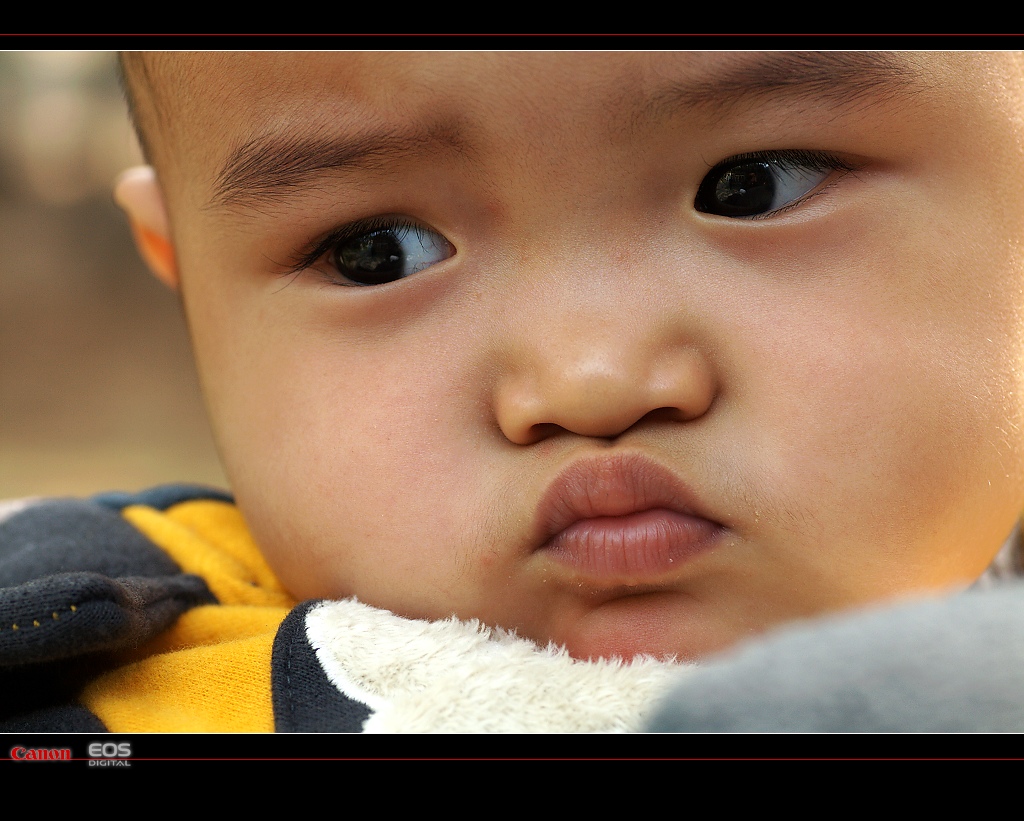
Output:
[0,571,213,666]
[0,498,184,586]
[0,487,221,731]
[271,600,372,733]
[0,697,108,732]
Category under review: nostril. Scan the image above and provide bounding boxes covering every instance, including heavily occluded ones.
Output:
[524,422,565,445]
[647,406,688,424]
[646,403,713,425]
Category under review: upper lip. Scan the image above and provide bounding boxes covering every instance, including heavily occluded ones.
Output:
[531,451,719,549]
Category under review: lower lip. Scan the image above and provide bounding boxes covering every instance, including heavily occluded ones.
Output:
[541,508,723,583]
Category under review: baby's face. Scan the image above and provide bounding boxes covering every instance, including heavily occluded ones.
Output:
[151,52,1024,660]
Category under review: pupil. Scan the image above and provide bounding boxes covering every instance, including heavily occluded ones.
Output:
[339,231,404,284]
[698,161,776,216]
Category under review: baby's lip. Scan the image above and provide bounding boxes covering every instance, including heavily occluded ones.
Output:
[532,452,725,584]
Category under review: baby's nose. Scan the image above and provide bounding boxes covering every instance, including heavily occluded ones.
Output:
[493,323,717,445]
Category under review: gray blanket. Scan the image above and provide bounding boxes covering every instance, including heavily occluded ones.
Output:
[646,583,1024,733]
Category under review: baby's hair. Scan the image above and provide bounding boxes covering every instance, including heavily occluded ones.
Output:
[117,52,155,165]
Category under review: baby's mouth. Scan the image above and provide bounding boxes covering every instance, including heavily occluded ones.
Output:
[532,452,725,587]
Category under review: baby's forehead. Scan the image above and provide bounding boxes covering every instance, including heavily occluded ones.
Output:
[136,50,1002,101]
[133,51,1011,138]
[133,51,1024,206]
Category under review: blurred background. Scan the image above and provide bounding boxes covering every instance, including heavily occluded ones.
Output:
[0,51,227,499]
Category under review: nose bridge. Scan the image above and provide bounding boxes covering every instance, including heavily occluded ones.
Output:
[533,300,656,389]
[492,251,717,444]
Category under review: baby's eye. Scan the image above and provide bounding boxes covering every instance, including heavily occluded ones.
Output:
[326,220,455,286]
[694,150,850,218]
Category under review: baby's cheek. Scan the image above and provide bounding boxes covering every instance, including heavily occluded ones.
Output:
[847,348,1024,576]
[757,328,994,544]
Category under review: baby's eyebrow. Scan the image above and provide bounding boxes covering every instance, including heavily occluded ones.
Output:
[640,51,928,123]
[209,120,467,210]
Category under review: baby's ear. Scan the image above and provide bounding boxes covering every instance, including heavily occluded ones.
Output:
[114,165,178,291]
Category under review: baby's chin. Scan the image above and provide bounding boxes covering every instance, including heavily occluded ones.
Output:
[521,590,748,663]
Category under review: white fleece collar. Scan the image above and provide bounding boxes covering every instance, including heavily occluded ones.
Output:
[304,598,689,733]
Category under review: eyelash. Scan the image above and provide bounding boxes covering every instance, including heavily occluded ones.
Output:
[283,215,425,281]
[695,149,856,219]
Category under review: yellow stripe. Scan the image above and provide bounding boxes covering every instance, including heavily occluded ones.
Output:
[121,500,295,608]
[81,615,280,732]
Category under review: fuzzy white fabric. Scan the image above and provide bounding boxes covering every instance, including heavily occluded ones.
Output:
[304,598,689,733]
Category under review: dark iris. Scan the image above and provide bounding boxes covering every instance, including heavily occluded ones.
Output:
[334,230,405,285]
[695,160,776,217]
